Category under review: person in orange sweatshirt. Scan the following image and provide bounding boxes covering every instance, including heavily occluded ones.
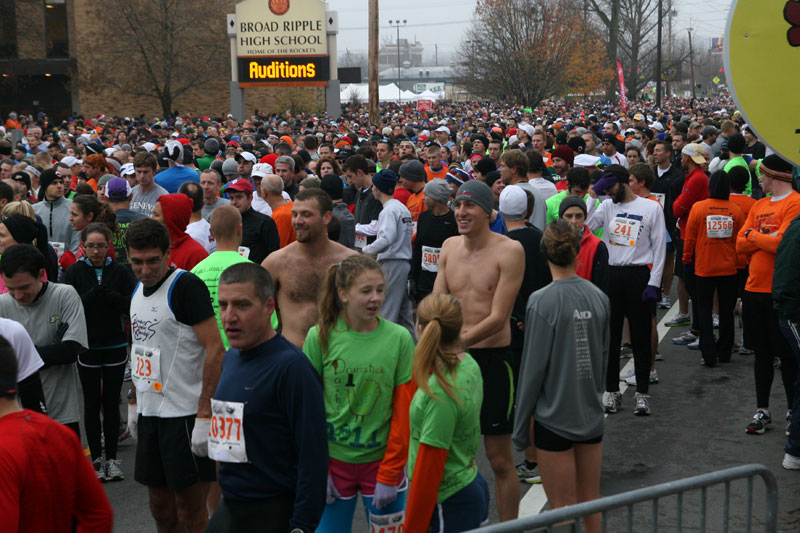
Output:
[736,154,800,435]
[303,255,414,532]
[682,170,745,366]
[728,165,758,352]
[405,293,488,532]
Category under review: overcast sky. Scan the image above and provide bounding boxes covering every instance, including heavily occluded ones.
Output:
[325,0,733,61]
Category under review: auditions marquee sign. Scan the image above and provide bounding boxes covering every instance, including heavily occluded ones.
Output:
[235,0,328,87]
[237,56,330,86]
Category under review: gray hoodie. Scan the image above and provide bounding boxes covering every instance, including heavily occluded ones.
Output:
[513,276,610,449]
[33,196,79,253]
[362,198,413,261]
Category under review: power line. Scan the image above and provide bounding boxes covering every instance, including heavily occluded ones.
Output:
[340,20,471,31]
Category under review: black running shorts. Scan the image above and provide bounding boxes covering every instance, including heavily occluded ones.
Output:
[533,420,602,452]
[469,346,515,436]
[134,414,216,490]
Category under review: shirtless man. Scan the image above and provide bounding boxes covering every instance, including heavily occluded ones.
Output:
[261,188,357,347]
[433,180,525,522]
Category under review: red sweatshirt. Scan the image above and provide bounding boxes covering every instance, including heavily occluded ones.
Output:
[159,193,208,270]
[672,166,708,239]
[0,410,114,532]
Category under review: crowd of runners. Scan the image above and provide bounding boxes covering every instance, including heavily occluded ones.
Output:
[1,93,799,532]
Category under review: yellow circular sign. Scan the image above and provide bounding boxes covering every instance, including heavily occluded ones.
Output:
[725,0,800,165]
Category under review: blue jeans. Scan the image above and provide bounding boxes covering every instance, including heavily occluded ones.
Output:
[778,319,800,457]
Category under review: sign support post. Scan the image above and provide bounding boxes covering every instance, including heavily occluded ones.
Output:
[227,13,245,122]
[326,11,340,120]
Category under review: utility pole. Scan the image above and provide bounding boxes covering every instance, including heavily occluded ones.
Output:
[368,0,379,125]
[435,44,438,66]
[655,0,662,109]
[688,28,696,99]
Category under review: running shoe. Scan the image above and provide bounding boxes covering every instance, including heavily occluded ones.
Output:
[687,339,700,350]
[672,331,698,345]
[745,410,772,434]
[620,343,633,359]
[712,314,720,328]
[655,352,664,361]
[603,391,623,414]
[619,367,635,381]
[658,296,671,309]
[666,313,691,327]
[774,357,782,369]
[118,426,131,444]
[515,462,541,484]
[633,392,651,416]
[739,346,754,355]
[784,453,800,470]
[93,458,107,482]
[625,370,659,386]
[105,459,124,481]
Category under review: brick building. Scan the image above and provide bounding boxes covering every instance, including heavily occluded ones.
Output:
[0,0,323,122]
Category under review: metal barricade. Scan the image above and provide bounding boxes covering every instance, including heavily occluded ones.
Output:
[467,464,778,533]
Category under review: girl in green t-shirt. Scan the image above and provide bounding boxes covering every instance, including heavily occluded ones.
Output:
[303,255,415,532]
[405,293,488,532]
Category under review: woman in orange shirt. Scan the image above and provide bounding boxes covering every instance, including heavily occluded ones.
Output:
[682,170,744,366]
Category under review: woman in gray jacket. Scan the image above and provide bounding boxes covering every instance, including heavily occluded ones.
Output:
[513,219,610,533]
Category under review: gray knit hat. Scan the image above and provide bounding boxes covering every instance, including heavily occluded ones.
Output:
[454,180,493,216]
[424,178,451,204]
[399,159,426,182]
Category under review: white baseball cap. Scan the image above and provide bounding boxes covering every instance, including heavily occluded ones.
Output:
[499,185,528,222]
[251,163,274,178]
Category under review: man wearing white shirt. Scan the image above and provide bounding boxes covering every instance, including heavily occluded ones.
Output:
[588,165,666,417]
[600,133,628,168]
[180,181,216,254]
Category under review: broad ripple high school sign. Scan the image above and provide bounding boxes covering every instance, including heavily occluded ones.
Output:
[236,0,329,87]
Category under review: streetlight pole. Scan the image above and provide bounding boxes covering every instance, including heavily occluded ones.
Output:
[388,19,406,105]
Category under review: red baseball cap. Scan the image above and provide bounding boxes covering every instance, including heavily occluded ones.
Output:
[226,178,253,193]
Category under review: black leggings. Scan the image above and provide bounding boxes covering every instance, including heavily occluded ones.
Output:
[77,347,127,461]
[742,291,797,409]
[607,266,652,394]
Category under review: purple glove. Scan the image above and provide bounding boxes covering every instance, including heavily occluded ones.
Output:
[642,285,659,303]
[592,175,618,196]
[372,481,398,510]
[326,474,341,505]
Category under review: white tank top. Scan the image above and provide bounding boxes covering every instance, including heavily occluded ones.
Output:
[131,269,205,418]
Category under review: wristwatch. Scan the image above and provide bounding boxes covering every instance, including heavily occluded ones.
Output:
[744,229,753,239]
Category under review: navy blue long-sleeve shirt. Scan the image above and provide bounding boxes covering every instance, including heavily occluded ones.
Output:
[214,333,328,532]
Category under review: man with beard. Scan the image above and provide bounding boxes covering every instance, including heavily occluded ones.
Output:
[588,165,666,417]
[261,188,356,348]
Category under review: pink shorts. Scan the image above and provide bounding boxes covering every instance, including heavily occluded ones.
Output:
[329,457,404,498]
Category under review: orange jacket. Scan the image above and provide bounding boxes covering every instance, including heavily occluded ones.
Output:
[272,202,296,248]
[729,194,756,268]
[682,199,745,277]
[736,192,800,293]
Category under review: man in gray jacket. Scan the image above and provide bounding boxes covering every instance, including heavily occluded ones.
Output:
[361,169,414,335]
[33,168,79,255]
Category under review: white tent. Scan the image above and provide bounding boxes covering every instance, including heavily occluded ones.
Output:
[416,89,442,101]
[339,83,420,104]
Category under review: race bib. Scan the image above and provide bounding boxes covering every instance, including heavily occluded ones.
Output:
[370,510,405,533]
[237,246,250,259]
[651,193,665,209]
[421,246,441,272]
[609,217,641,247]
[51,241,65,258]
[208,399,248,463]
[355,233,367,249]
[706,215,734,239]
[131,344,162,393]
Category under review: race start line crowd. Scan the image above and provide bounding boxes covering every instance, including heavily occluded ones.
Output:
[1,95,799,533]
